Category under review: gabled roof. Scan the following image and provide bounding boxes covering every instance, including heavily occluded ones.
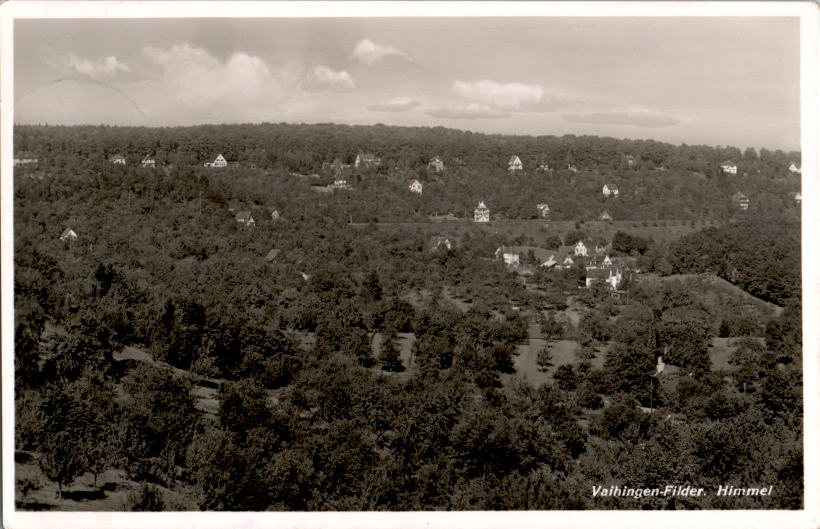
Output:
[508,155,522,164]
[109,153,126,160]
[236,211,254,222]
[60,228,77,239]
[475,201,488,210]
[604,182,619,191]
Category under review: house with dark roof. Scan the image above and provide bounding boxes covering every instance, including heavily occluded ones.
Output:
[236,211,255,226]
[732,191,749,210]
[355,152,381,168]
[721,161,738,175]
[428,156,444,173]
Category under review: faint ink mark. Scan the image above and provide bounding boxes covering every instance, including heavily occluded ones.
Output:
[15,77,146,117]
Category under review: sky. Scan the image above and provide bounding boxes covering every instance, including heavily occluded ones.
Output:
[14,16,801,151]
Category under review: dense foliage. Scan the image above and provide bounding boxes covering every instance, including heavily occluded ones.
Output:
[13,124,802,511]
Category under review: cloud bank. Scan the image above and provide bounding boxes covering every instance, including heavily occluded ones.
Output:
[426,103,510,120]
[303,65,355,92]
[452,80,545,111]
[562,110,680,128]
[366,97,419,112]
[351,38,410,66]
[63,54,130,77]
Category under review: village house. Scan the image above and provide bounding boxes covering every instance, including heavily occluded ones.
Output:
[474,201,490,223]
[13,152,38,166]
[265,249,280,262]
[567,164,578,173]
[141,155,156,168]
[332,174,352,190]
[789,162,801,174]
[720,161,738,175]
[409,180,423,194]
[536,203,550,218]
[495,247,520,267]
[428,156,445,173]
[794,192,802,204]
[270,209,280,221]
[536,162,552,172]
[561,255,575,268]
[625,154,636,168]
[600,211,613,221]
[355,152,381,168]
[235,211,255,226]
[540,254,558,268]
[205,154,228,168]
[602,183,619,197]
[431,236,454,251]
[585,267,623,290]
[508,155,523,172]
[732,191,750,210]
[60,228,78,242]
[109,154,126,165]
[574,240,588,257]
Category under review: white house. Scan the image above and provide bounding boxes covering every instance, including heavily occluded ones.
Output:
[495,247,520,267]
[536,203,550,218]
[428,156,445,173]
[13,152,38,166]
[602,183,619,197]
[271,209,280,221]
[206,154,228,168]
[562,255,574,267]
[109,154,126,165]
[789,163,802,174]
[574,241,588,257]
[795,192,802,203]
[540,254,558,268]
[600,211,613,221]
[567,164,578,173]
[235,211,255,226]
[474,201,490,223]
[732,191,750,210]
[141,156,156,168]
[721,161,738,175]
[59,228,78,242]
[536,163,551,172]
[508,155,523,172]
[431,236,453,251]
[409,180,423,194]
[355,152,381,168]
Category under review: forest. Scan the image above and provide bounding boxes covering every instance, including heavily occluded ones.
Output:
[13,123,802,511]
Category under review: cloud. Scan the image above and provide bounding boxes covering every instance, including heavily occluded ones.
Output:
[426,103,510,120]
[562,110,680,128]
[453,80,545,111]
[63,54,130,77]
[350,38,410,66]
[143,44,276,108]
[366,97,419,112]
[302,65,355,92]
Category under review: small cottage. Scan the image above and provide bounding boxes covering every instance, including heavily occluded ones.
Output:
[508,155,523,172]
[60,228,78,242]
[495,247,520,267]
[574,241,588,257]
[355,152,381,168]
[789,163,801,174]
[431,236,454,251]
[536,163,551,172]
[536,203,550,218]
[271,209,281,221]
[109,154,126,165]
[236,211,255,226]
[720,161,738,175]
[795,192,802,203]
[206,154,228,168]
[409,180,423,195]
[732,191,750,210]
[13,152,38,166]
[600,211,613,221]
[602,183,619,197]
[141,155,156,168]
[474,201,490,223]
[428,156,445,173]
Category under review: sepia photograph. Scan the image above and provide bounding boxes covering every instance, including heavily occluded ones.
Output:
[1,2,818,528]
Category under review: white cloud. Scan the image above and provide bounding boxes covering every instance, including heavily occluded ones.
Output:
[426,103,510,120]
[562,110,680,128]
[143,44,276,108]
[64,54,130,77]
[350,38,410,66]
[366,97,419,112]
[303,65,355,92]
[453,80,545,111]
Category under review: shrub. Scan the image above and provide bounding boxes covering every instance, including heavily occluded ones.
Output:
[125,483,166,511]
